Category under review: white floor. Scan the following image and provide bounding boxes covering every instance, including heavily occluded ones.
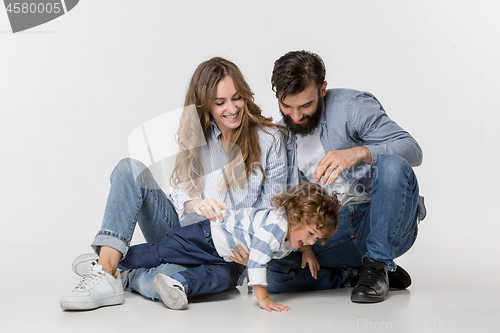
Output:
[3,239,499,333]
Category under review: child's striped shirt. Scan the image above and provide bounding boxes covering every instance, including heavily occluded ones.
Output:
[211,207,293,287]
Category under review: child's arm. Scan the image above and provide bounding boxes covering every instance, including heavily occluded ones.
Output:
[300,246,320,279]
[253,285,291,312]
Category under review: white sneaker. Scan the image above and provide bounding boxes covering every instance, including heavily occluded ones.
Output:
[72,253,99,276]
[60,264,125,310]
[153,274,188,310]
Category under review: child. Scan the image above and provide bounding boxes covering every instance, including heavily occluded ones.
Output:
[117,183,340,312]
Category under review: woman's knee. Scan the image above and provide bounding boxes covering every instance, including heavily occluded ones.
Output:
[111,158,147,183]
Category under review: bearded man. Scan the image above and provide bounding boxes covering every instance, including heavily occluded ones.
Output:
[266,50,426,303]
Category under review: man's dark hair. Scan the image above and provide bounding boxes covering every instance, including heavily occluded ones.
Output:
[271,50,326,102]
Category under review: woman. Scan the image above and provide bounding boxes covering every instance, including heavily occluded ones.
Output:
[60,57,288,310]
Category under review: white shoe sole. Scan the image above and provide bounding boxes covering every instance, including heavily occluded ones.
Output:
[153,275,188,310]
[72,253,98,276]
[60,293,125,310]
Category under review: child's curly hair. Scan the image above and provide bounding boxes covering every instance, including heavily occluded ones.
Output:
[271,183,340,245]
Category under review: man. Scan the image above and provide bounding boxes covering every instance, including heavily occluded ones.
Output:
[266,50,426,303]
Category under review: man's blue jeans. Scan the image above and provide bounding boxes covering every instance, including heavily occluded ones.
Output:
[266,154,420,293]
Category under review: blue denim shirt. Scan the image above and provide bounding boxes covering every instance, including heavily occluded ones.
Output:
[279,88,426,219]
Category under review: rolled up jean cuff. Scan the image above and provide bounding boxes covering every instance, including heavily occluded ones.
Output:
[171,272,189,294]
[91,229,130,259]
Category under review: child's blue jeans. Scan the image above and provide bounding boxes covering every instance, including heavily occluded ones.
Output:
[118,219,237,297]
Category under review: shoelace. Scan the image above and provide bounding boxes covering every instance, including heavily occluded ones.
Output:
[357,268,383,287]
[75,269,106,290]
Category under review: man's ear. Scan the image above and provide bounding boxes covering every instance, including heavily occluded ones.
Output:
[320,81,327,97]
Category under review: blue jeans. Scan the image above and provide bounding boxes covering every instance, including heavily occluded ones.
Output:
[118,220,243,297]
[267,154,420,293]
[90,158,190,299]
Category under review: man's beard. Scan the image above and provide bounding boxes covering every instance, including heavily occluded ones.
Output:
[280,93,323,136]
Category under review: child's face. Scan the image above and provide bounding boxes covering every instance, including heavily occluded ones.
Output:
[288,224,325,249]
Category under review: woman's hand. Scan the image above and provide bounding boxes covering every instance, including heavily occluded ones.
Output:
[185,199,229,222]
[300,246,320,279]
[227,244,249,266]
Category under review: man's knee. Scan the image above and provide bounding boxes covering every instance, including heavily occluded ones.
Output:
[373,155,413,186]
[377,155,410,174]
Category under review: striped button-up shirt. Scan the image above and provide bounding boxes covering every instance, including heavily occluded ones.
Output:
[211,207,293,287]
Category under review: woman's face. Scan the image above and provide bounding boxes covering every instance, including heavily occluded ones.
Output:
[210,75,244,139]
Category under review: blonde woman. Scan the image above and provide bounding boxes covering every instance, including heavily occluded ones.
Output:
[60,58,288,310]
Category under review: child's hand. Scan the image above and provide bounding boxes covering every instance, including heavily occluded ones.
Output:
[300,246,320,279]
[258,297,291,312]
[227,244,249,266]
[253,285,290,312]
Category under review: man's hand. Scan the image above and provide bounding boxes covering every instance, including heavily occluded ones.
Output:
[227,244,249,266]
[300,246,319,279]
[184,199,229,222]
[314,146,372,185]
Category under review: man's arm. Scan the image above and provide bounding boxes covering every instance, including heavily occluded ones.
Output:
[315,92,422,185]
[354,94,422,167]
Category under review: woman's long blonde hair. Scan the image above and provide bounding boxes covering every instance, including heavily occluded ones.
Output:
[170,57,287,198]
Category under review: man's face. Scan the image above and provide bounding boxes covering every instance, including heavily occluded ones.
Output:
[279,82,327,136]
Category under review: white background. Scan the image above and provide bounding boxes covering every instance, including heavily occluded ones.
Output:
[1,1,499,332]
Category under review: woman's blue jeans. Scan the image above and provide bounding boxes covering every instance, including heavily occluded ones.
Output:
[266,154,420,293]
[90,158,245,300]
[90,158,190,300]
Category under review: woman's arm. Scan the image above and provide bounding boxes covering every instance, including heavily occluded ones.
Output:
[251,128,288,208]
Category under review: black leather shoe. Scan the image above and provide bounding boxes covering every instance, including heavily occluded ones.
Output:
[349,264,411,290]
[350,258,389,303]
[389,265,411,289]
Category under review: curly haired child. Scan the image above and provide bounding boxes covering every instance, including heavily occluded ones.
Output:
[115,183,340,312]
